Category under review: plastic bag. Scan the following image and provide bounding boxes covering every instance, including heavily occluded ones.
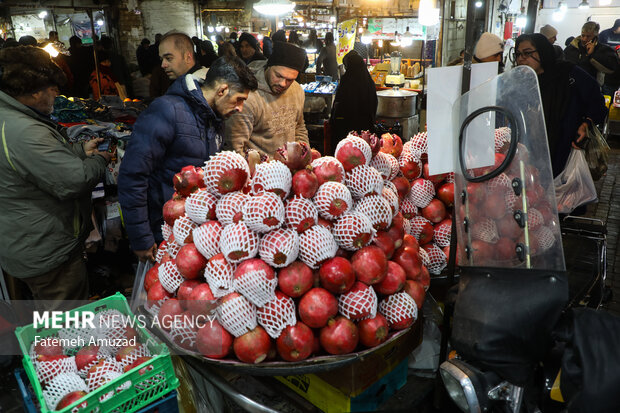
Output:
[584,125,610,181]
[554,149,598,214]
[130,260,152,313]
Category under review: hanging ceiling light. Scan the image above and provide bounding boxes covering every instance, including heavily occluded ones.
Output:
[38,11,48,19]
[401,26,414,47]
[361,29,372,45]
[418,0,440,26]
[253,0,295,16]
[552,9,565,21]
[578,0,590,9]
[558,0,568,11]
[96,19,104,26]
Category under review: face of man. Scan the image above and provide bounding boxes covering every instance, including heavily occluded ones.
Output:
[159,39,195,80]
[548,35,557,44]
[212,85,250,118]
[33,85,60,115]
[239,40,255,60]
[581,31,597,46]
[265,65,298,95]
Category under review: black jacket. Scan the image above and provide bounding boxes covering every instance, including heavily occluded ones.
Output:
[564,36,618,80]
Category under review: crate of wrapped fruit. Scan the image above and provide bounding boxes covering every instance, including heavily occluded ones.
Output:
[14,293,179,413]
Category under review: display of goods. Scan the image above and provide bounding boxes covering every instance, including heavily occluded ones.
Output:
[382,185,400,216]
[256,290,297,339]
[185,189,218,224]
[338,281,378,321]
[285,196,318,233]
[335,135,372,171]
[193,220,223,260]
[379,292,418,330]
[215,191,249,226]
[332,211,375,251]
[398,151,422,180]
[219,222,259,263]
[251,160,292,198]
[345,165,384,199]
[314,181,353,220]
[355,195,393,231]
[203,151,250,195]
[379,133,403,158]
[232,258,278,307]
[311,156,345,185]
[205,254,235,298]
[274,141,312,172]
[162,195,185,227]
[258,228,300,268]
[216,292,258,337]
[242,191,285,233]
[158,260,184,293]
[173,165,205,197]
[298,225,339,269]
[422,243,448,275]
[408,178,436,208]
[172,215,197,246]
[161,223,173,242]
[370,151,399,180]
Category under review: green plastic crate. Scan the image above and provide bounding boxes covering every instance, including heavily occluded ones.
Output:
[14,293,179,413]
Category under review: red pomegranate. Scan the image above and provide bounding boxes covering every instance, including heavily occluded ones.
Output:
[274,141,312,172]
[351,246,388,285]
[399,152,422,180]
[466,182,488,206]
[146,280,173,302]
[204,151,249,195]
[57,391,88,410]
[175,243,207,280]
[233,326,273,364]
[335,136,371,171]
[234,258,275,282]
[422,163,448,185]
[276,322,314,362]
[470,239,494,261]
[393,246,423,280]
[173,165,205,197]
[319,316,359,355]
[187,283,216,316]
[379,133,403,158]
[404,280,426,309]
[437,182,455,207]
[144,264,160,292]
[177,279,202,305]
[163,195,186,226]
[358,314,389,347]
[278,261,314,298]
[312,156,345,186]
[422,199,447,224]
[75,345,100,371]
[196,319,233,359]
[486,192,508,220]
[411,216,434,245]
[314,181,352,220]
[374,261,406,295]
[292,168,319,198]
[298,288,338,328]
[319,257,355,294]
[372,230,396,259]
[311,148,321,161]
[496,214,523,240]
[391,177,411,201]
[157,298,184,332]
[332,212,374,251]
[494,237,516,261]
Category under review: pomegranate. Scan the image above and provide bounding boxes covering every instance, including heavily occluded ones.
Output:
[146,280,173,302]
[350,130,380,155]
[173,165,205,197]
[292,168,319,198]
[187,283,216,316]
[437,182,455,207]
[234,258,275,283]
[298,288,338,328]
[319,257,355,294]
[314,181,352,220]
[380,133,403,158]
[358,314,389,347]
[196,319,233,359]
[204,151,249,195]
[57,391,88,410]
[311,156,345,185]
[75,345,100,371]
[379,292,418,330]
[404,280,426,309]
[175,243,207,280]
[278,261,314,298]
[285,196,318,233]
[276,322,314,361]
[163,195,186,226]
[422,199,447,224]
[486,192,508,220]
[399,151,422,180]
[274,141,312,172]
[433,219,452,248]
[372,230,396,259]
[123,356,152,373]
[157,298,184,331]
[311,148,321,161]
[494,237,516,261]
[391,177,411,201]
[319,316,359,355]
[177,279,202,304]
[466,182,487,206]
[116,344,141,363]
[470,239,494,262]
[422,163,447,185]
[410,216,434,245]
[233,326,273,364]
[34,337,64,357]
[403,234,420,251]
[332,212,374,251]
[374,261,406,295]
[351,246,388,285]
[144,264,160,292]
[393,246,423,280]
[335,136,371,171]
[496,214,523,240]
[317,217,334,229]
[387,212,405,248]
[418,265,431,290]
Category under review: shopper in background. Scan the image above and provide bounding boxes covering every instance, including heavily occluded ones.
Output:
[225,41,309,157]
[540,24,564,60]
[137,38,152,76]
[0,47,113,304]
[272,30,287,44]
[229,32,238,45]
[287,30,309,82]
[263,35,274,58]
[514,33,606,177]
[473,32,505,72]
[198,40,218,68]
[3,38,18,48]
[218,41,237,58]
[238,32,266,65]
[119,56,257,261]
[18,36,37,46]
[288,30,302,46]
[303,29,323,52]
[148,33,163,70]
[564,21,618,88]
[67,35,95,98]
[100,35,132,98]
[316,32,339,81]
[329,50,377,155]
[89,51,125,100]
[598,19,620,48]
[215,35,225,47]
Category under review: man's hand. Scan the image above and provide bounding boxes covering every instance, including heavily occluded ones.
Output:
[84,138,104,156]
[585,41,595,56]
[135,243,158,262]
[93,147,117,163]
[572,122,589,150]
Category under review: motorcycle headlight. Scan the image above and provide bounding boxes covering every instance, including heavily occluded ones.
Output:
[440,360,481,413]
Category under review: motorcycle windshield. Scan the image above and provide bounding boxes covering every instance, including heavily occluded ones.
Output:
[452,65,565,271]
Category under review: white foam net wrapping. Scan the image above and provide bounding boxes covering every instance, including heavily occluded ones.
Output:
[410,131,428,158]
[355,195,393,230]
[424,244,448,274]
[76,347,113,378]
[159,260,184,293]
[379,292,418,328]
[35,356,78,386]
[242,191,285,233]
[370,152,398,180]
[400,198,418,219]
[161,223,173,242]
[488,173,512,194]
[203,151,250,195]
[155,241,168,263]
[434,221,452,247]
[311,156,346,184]
[42,372,87,411]
[193,221,223,260]
[335,136,372,168]
[215,191,249,226]
[170,321,197,351]
[535,226,556,252]
[205,254,235,297]
[58,325,95,355]
[345,165,384,199]
[398,151,422,180]
[92,310,132,354]
[472,218,499,243]
[505,191,519,214]
[85,358,124,392]
[233,268,278,307]
[446,172,455,183]
[332,211,375,251]
[528,208,544,230]
[382,186,399,216]
[219,222,259,263]
[285,196,318,233]
[258,228,300,268]
[408,179,436,208]
[166,236,181,258]
[172,215,198,246]
[115,344,151,368]
[419,247,430,267]
[409,216,433,241]
[257,294,297,339]
[298,225,338,269]
[495,127,512,152]
[186,190,219,225]
[314,181,353,220]
[251,160,292,198]
[338,285,378,321]
[216,294,258,337]
[403,217,412,236]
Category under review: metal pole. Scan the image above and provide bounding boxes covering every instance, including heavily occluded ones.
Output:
[524,0,539,34]
[461,0,478,95]
[86,9,101,100]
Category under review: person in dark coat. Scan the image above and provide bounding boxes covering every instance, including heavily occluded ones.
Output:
[137,38,152,76]
[515,33,607,177]
[598,19,620,48]
[67,35,95,97]
[272,30,287,44]
[316,32,339,80]
[100,36,132,97]
[262,36,273,58]
[238,32,266,65]
[118,56,258,261]
[198,40,218,68]
[329,50,378,155]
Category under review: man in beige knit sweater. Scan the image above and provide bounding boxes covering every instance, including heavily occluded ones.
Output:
[224,41,309,156]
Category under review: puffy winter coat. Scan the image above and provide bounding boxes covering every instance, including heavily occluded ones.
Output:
[118,72,223,251]
[0,91,106,278]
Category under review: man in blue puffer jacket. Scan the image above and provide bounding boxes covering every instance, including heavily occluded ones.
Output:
[118,56,258,261]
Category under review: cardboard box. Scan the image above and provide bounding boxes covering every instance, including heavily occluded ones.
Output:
[276,359,408,413]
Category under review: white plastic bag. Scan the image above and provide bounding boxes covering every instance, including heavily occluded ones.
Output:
[554,149,598,214]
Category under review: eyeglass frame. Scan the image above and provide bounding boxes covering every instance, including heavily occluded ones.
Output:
[509,47,539,63]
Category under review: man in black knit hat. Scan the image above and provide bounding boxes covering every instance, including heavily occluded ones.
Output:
[225,41,309,157]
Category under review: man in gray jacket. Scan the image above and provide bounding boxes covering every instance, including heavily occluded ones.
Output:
[0,46,113,306]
